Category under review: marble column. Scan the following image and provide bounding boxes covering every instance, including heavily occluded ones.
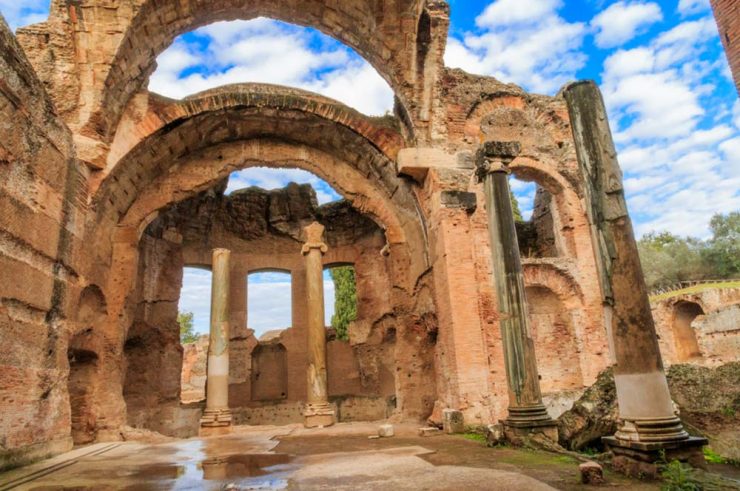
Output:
[200,248,232,429]
[301,222,335,428]
[563,81,704,468]
[476,142,556,438]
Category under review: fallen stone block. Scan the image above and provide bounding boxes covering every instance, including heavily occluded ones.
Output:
[442,409,465,434]
[378,424,395,437]
[579,461,604,485]
[418,427,442,437]
[485,423,505,446]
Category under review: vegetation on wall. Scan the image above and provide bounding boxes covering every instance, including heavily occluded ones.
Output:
[638,212,740,291]
[330,266,357,341]
[178,311,198,344]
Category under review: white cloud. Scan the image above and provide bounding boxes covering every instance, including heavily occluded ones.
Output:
[149,19,394,115]
[0,0,47,30]
[591,1,663,49]
[600,13,739,238]
[677,0,711,16]
[476,0,562,27]
[445,0,587,94]
[226,167,341,205]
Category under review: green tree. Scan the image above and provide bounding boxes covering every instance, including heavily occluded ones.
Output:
[330,266,357,341]
[510,189,523,223]
[178,311,197,344]
[637,232,705,290]
[702,212,740,278]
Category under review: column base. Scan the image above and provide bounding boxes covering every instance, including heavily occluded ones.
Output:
[200,408,232,431]
[303,402,336,428]
[614,416,690,443]
[603,435,707,479]
[503,405,558,443]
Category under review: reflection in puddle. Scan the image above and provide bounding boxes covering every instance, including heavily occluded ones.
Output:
[201,454,293,480]
[128,453,294,488]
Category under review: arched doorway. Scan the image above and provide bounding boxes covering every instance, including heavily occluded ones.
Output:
[671,301,704,361]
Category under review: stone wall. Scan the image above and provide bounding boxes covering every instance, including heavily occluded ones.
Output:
[652,287,740,366]
[0,17,87,469]
[1,0,618,465]
[711,0,740,92]
[124,184,401,434]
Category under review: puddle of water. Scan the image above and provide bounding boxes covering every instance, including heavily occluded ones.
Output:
[126,453,294,489]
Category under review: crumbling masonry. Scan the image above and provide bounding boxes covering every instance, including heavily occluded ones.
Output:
[0,0,715,471]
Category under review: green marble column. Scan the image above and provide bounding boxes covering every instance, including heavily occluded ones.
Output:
[476,142,556,435]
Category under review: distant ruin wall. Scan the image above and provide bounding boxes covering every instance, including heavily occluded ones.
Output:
[652,287,740,366]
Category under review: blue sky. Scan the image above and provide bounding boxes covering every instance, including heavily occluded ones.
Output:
[3,0,738,334]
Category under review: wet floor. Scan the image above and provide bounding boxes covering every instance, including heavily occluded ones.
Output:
[4,422,729,490]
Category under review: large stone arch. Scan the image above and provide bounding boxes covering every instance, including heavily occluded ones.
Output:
[30,0,435,140]
[91,87,428,287]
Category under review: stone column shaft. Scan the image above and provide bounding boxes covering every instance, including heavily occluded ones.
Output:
[201,248,232,428]
[476,142,555,432]
[563,81,698,453]
[302,222,335,427]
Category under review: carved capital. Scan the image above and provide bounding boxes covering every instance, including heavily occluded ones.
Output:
[301,221,328,255]
[475,141,521,181]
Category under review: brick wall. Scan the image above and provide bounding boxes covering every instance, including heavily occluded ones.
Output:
[711,0,740,93]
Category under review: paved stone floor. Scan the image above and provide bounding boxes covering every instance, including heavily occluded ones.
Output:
[0,423,661,490]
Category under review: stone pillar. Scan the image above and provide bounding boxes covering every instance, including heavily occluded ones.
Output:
[563,81,705,472]
[200,248,232,430]
[476,142,557,440]
[301,222,335,428]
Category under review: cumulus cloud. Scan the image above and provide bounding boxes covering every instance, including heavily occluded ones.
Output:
[677,0,712,16]
[601,16,739,238]
[226,167,341,205]
[591,1,663,49]
[149,19,394,115]
[445,0,587,94]
[0,0,47,30]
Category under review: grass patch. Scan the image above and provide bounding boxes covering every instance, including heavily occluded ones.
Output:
[649,281,740,302]
[461,432,486,443]
[703,447,727,465]
[660,459,701,491]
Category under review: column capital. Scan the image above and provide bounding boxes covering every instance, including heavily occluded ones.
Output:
[301,221,328,255]
[475,141,521,181]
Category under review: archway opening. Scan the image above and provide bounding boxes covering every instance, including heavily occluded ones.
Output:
[68,333,99,445]
[511,176,562,259]
[672,301,704,361]
[68,286,106,445]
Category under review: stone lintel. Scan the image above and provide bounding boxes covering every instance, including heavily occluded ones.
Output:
[397,148,472,182]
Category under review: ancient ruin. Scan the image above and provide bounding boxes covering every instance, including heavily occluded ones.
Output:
[1,0,738,488]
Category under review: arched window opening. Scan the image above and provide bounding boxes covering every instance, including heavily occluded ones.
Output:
[511,177,561,259]
[149,19,394,116]
[248,271,293,339]
[325,264,357,341]
[250,343,288,401]
[672,301,704,362]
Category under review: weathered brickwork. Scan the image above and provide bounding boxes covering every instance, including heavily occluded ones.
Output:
[711,0,740,92]
[1,0,706,470]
